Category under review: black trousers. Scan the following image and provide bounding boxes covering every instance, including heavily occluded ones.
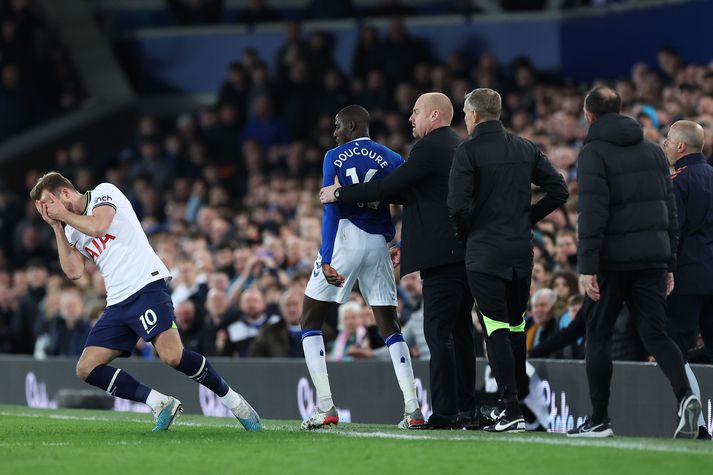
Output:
[667,292,713,363]
[467,271,530,407]
[586,269,689,422]
[421,262,476,418]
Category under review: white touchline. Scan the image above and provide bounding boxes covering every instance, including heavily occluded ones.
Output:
[0,410,710,455]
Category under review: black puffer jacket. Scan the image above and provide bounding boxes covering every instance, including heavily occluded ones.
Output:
[577,113,678,274]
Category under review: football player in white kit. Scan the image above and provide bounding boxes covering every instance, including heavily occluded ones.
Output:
[31,172,261,432]
[299,105,425,430]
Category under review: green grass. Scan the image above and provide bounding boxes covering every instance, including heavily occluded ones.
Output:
[0,405,711,475]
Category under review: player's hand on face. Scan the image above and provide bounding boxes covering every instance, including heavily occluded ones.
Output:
[35,200,60,227]
[43,193,68,222]
[389,246,401,268]
[319,175,341,204]
[321,263,345,287]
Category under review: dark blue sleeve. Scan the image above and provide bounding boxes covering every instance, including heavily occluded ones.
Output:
[319,153,341,264]
[673,173,688,239]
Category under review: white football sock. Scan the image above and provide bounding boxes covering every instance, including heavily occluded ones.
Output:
[302,334,334,412]
[220,387,243,409]
[146,389,169,411]
[388,340,419,414]
[685,363,706,427]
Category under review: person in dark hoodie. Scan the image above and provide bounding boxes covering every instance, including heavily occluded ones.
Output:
[571,87,699,439]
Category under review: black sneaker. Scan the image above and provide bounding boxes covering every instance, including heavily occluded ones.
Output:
[480,405,504,424]
[483,412,525,433]
[674,392,702,439]
[697,426,711,440]
[567,417,614,438]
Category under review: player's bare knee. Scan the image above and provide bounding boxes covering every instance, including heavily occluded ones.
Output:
[159,348,183,368]
[75,359,95,381]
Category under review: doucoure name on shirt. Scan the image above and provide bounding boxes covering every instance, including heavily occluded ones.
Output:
[333,145,389,169]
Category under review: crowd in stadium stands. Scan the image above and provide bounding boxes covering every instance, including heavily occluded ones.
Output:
[0,0,82,141]
[0,19,711,364]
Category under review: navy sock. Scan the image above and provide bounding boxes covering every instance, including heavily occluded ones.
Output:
[86,364,151,403]
[176,349,229,397]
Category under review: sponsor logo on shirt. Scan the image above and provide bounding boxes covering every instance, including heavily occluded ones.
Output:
[85,233,116,260]
[94,195,112,203]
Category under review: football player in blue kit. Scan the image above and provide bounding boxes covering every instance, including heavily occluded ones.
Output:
[299,105,426,430]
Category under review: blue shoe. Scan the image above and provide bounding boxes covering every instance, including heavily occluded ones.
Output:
[152,397,182,432]
[230,395,262,432]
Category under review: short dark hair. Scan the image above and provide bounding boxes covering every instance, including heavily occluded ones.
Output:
[336,104,370,128]
[584,87,621,118]
[29,172,76,201]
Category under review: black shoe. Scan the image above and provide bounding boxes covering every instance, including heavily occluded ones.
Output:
[479,405,504,424]
[458,409,483,430]
[567,417,614,438]
[483,412,525,433]
[675,392,702,439]
[697,426,711,440]
[412,413,461,430]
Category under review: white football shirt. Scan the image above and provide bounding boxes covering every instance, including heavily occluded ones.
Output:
[64,182,171,306]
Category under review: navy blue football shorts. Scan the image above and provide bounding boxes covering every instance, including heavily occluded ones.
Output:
[85,279,177,357]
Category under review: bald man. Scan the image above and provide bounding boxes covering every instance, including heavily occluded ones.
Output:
[320,93,477,430]
[663,120,713,439]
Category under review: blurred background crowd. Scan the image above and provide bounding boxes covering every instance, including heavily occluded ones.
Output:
[0,0,711,364]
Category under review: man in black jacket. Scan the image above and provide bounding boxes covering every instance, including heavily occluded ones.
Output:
[448,87,568,432]
[320,93,476,429]
[572,87,700,439]
[662,120,713,439]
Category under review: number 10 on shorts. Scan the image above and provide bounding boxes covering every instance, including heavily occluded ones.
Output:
[139,309,158,333]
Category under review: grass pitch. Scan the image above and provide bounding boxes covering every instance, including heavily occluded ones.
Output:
[0,405,711,475]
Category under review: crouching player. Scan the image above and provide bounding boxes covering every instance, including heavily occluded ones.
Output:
[31,172,261,432]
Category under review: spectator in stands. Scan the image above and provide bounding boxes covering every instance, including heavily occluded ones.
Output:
[223,287,279,357]
[526,289,560,357]
[331,301,366,362]
[203,288,239,356]
[45,285,90,357]
[352,26,385,80]
[10,259,48,354]
[549,271,579,318]
[217,62,249,114]
[554,229,578,272]
[0,63,37,141]
[242,95,290,151]
[176,299,203,353]
[171,255,209,312]
[250,287,304,357]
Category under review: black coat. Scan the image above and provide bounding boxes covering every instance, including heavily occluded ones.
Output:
[447,120,568,279]
[577,113,678,275]
[671,153,713,294]
[336,126,465,275]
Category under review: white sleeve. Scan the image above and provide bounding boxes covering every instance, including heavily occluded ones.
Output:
[90,183,122,212]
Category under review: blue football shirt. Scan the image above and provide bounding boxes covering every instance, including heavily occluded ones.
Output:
[319,137,404,263]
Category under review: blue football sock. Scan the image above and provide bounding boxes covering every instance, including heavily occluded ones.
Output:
[86,364,151,403]
[176,349,229,397]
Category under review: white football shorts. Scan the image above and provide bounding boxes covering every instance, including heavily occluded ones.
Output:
[305,219,397,307]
